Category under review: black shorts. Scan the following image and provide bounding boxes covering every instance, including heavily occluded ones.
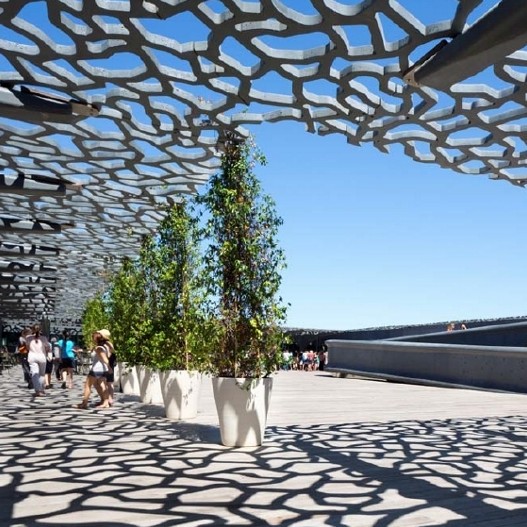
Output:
[61,358,74,369]
[45,361,53,374]
[88,370,106,379]
[106,354,116,383]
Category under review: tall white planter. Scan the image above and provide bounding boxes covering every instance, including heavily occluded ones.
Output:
[212,377,273,447]
[139,367,164,405]
[136,364,146,394]
[120,362,140,395]
[159,370,202,420]
[113,361,121,390]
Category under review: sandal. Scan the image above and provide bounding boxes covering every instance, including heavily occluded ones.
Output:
[73,402,88,409]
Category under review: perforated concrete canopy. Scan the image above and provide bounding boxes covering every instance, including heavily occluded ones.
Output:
[0,0,526,329]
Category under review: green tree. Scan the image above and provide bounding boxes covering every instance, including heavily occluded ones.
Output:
[197,135,287,378]
[105,255,147,365]
[139,201,212,371]
[81,292,109,349]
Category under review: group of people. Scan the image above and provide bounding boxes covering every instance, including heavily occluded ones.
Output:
[282,348,328,371]
[446,322,468,332]
[18,326,79,393]
[17,325,116,409]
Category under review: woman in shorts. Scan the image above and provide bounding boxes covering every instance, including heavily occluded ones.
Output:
[57,330,76,389]
[106,342,116,406]
[73,331,112,409]
[97,329,116,406]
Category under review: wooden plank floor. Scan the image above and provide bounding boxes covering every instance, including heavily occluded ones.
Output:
[1,367,527,526]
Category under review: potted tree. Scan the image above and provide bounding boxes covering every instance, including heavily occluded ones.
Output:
[106,256,147,396]
[101,203,211,415]
[143,200,212,418]
[82,292,109,348]
[131,234,165,405]
[197,134,287,446]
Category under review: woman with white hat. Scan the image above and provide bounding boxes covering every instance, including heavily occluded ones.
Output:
[73,330,112,409]
[97,329,116,406]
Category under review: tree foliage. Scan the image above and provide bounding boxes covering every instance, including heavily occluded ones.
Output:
[82,137,287,378]
[197,136,287,377]
[137,201,212,371]
[81,292,109,349]
[105,256,146,365]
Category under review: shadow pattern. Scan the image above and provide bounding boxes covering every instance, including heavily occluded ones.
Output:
[1,374,527,526]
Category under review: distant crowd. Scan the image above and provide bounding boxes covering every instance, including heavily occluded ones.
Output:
[282,346,328,371]
[446,322,467,331]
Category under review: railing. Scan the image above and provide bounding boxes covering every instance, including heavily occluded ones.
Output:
[326,339,527,394]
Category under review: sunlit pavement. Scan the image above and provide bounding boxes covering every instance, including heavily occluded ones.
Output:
[1,367,527,526]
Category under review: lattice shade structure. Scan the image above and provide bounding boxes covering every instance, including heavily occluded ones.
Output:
[0,0,525,329]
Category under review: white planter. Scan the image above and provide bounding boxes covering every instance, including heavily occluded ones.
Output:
[113,361,121,389]
[212,377,273,447]
[136,364,146,394]
[120,362,140,395]
[139,367,164,405]
[159,370,202,420]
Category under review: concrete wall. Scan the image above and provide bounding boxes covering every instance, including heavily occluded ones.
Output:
[326,339,527,394]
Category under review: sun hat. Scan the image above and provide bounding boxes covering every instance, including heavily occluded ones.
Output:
[98,329,111,340]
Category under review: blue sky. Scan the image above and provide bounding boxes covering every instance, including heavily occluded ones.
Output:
[247,120,527,330]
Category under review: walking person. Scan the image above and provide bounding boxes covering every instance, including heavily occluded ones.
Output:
[17,328,32,388]
[98,329,116,406]
[44,343,54,389]
[318,346,327,371]
[57,330,76,389]
[26,324,51,396]
[73,330,113,410]
[51,337,61,384]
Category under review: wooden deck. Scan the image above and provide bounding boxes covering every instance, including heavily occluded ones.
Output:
[1,368,527,526]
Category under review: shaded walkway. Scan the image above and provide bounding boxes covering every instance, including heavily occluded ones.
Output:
[1,369,527,526]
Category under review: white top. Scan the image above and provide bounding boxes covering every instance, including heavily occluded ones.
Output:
[91,344,109,373]
[27,335,50,363]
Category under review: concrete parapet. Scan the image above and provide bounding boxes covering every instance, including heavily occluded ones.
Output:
[326,339,527,394]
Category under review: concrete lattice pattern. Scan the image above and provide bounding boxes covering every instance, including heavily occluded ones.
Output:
[0,0,526,327]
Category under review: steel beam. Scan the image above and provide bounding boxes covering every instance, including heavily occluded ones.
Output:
[0,83,99,123]
[404,0,527,90]
[0,243,59,258]
[0,276,57,285]
[0,217,71,234]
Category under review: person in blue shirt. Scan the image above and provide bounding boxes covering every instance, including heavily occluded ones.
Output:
[57,330,76,389]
